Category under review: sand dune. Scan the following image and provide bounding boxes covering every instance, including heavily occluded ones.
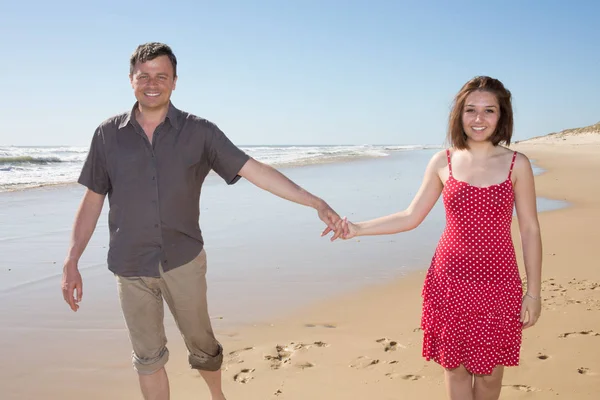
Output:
[516,122,600,145]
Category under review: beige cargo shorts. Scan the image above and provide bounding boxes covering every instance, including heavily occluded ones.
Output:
[116,249,223,374]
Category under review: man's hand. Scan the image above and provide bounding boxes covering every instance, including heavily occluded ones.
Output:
[61,188,104,312]
[62,259,83,312]
[317,201,343,241]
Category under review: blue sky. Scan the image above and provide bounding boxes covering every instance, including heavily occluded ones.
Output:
[1,0,598,146]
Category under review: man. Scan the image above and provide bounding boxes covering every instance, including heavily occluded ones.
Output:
[61,42,342,400]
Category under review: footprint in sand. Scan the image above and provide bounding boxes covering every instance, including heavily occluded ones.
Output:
[541,279,600,310]
[223,347,255,370]
[297,362,316,369]
[233,368,255,384]
[385,372,424,380]
[376,338,405,352]
[264,342,328,369]
[568,279,600,291]
[264,344,295,369]
[503,384,540,392]
[539,279,567,305]
[558,330,600,338]
[578,367,594,375]
[228,347,255,358]
[305,323,337,329]
[350,356,380,369]
[537,354,550,360]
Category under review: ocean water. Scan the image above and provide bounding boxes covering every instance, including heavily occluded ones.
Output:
[0,148,567,299]
[0,144,436,192]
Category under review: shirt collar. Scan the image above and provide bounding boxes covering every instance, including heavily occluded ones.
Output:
[118,102,181,130]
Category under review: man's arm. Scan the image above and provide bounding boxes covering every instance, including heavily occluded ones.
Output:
[238,158,342,239]
[61,189,105,312]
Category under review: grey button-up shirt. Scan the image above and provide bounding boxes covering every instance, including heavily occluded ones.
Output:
[78,102,250,277]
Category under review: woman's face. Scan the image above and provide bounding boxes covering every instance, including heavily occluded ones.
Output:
[462,90,500,143]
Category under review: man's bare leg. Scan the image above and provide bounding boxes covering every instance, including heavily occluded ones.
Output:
[199,369,226,400]
[139,367,170,400]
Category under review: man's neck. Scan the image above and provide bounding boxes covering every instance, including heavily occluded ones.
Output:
[135,104,169,127]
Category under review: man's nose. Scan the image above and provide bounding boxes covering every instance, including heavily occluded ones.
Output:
[146,76,160,85]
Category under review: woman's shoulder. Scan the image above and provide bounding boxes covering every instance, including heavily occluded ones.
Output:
[496,145,529,160]
[429,149,450,167]
[499,146,533,175]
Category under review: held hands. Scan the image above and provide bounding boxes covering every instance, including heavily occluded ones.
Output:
[339,217,359,240]
[520,293,541,329]
[61,259,83,312]
[321,213,360,242]
[317,200,344,241]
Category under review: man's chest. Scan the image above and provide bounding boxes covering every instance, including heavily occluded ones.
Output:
[105,130,209,188]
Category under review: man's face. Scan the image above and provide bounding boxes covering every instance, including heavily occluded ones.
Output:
[130,55,177,111]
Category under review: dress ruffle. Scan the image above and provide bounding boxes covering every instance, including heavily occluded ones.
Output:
[421,271,523,375]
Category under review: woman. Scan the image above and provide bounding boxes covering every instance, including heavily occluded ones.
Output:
[336,76,542,400]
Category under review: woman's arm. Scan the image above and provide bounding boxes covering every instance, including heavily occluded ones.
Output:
[342,150,446,238]
[513,152,543,328]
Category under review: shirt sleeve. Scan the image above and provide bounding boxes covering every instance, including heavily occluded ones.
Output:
[78,127,112,195]
[207,125,250,185]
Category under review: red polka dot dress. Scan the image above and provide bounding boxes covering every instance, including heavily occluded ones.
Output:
[420,149,522,375]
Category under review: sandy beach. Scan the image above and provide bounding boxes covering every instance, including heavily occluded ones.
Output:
[1,137,599,399]
[212,137,600,399]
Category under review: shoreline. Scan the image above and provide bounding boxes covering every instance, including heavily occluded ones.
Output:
[1,146,441,194]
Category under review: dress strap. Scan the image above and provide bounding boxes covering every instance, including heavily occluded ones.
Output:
[507,151,517,179]
[446,149,453,176]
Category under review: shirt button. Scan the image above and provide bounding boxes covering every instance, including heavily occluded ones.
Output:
[152,176,156,180]
[154,224,159,228]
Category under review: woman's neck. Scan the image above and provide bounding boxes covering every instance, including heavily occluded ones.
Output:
[464,140,497,158]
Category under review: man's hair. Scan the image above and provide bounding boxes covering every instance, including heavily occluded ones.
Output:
[447,76,513,149]
[130,42,178,77]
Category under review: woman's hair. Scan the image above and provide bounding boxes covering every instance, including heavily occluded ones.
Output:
[447,76,513,149]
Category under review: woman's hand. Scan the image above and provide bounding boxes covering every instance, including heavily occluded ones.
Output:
[338,217,360,240]
[520,294,542,329]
